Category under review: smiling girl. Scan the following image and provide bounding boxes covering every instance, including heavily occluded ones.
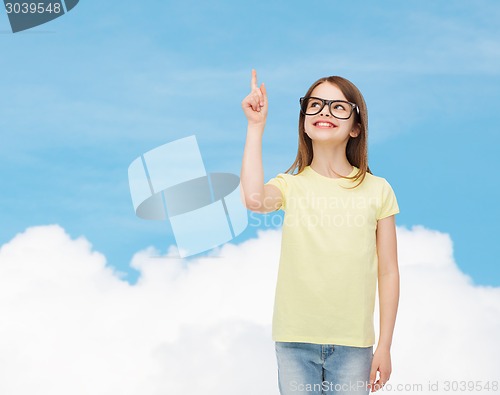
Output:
[240,70,400,394]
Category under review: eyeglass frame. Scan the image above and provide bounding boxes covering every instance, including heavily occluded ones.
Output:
[299,96,360,120]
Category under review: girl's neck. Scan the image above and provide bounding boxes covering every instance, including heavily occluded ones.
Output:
[309,143,352,178]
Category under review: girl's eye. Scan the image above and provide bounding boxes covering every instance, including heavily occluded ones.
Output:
[333,103,347,111]
[310,101,322,108]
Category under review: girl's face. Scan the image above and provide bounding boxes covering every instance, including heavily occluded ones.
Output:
[303,82,359,144]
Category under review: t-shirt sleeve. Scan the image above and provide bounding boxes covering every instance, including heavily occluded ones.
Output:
[377,179,400,220]
[264,173,288,211]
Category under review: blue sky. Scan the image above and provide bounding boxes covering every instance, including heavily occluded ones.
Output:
[1,0,499,286]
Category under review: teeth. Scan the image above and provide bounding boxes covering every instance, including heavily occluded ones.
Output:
[316,122,333,127]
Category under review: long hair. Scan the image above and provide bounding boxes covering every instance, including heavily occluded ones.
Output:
[284,76,371,189]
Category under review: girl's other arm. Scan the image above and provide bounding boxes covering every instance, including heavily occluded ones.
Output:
[240,69,282,213]
[369,214,399,392]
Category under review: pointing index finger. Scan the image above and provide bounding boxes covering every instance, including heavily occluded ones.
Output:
[251,69,258,90]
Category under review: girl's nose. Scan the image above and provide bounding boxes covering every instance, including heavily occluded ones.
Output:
[320,106,331,117]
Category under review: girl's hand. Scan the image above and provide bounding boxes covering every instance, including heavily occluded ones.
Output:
[241,69,268,126]
[368,347,392,392]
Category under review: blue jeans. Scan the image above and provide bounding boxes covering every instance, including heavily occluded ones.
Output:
[275,341,373,395]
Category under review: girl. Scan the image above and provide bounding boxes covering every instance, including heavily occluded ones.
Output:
[240,70,400,394]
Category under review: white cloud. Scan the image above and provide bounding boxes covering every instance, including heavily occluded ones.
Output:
[0,224,498,394]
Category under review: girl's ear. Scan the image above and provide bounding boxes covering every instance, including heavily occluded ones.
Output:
[350,123,361,138]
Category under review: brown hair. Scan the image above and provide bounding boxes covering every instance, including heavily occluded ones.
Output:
[283,76,372,188]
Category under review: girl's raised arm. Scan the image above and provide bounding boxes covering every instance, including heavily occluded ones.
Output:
[240,69,282,213]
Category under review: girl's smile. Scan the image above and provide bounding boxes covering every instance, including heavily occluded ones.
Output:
[313,120,338,128]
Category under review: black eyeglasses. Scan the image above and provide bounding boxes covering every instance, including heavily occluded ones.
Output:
[299,96,359,120]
